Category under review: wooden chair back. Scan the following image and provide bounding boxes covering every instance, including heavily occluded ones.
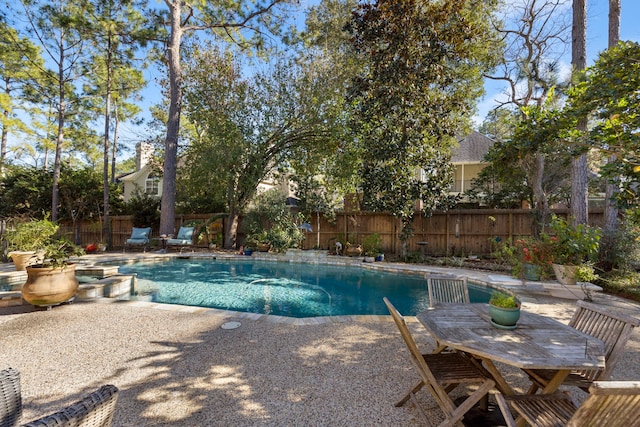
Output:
[383,297,444,398]
[0,368,21,427]
[497,381,640,427]
[569,300,640,382]
[569,381,640,427]
[427,275,470,307]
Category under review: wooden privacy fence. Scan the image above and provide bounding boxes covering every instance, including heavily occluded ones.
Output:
[61,209,604,256]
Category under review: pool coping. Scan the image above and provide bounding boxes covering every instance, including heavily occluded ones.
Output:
[1,251,602,323]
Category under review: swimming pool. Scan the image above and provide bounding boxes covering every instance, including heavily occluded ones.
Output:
[117,258,492,318]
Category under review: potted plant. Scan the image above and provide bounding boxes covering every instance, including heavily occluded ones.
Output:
[362,233,382,263]
[22,233,85,308]
[4,216,58,270]
[546,216,601,285]
[511,237,553,281]
[489,290,521,330]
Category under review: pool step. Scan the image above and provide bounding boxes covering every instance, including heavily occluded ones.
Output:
[0,275,134,307]
[77,275,134,299]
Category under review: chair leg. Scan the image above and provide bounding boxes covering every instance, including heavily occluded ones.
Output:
[494,393,517,427]
[396,379,424,407]
[436,380,495,427]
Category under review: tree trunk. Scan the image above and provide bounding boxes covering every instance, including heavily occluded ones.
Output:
[159,0,184,236]
[531,152,550,235]
[103,42,112,247]
[570,0,588,225]
[52,55,66,223]
[225,209,240,250]
[600,0,621,269]
[0,78,9,173]
[111,101,119,183]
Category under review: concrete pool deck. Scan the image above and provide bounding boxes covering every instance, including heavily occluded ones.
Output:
[1,252,639,426]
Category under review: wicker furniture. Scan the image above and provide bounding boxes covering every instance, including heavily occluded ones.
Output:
[22,384,119,427]
[1,368,21,427]
[384,298,496,426]
[416,303,605,397]
[495,381,640,427]
[427,275,470,308]
[1,368,118,427]
[524,299,640,394]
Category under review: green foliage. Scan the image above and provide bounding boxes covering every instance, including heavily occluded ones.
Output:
[489,291,520,308]
[597,212,640,272]
[241,190,304,253]
[346,0,500,233]
[361,233,382,257]
[4,215,58,252]
[566,41,640,211]
[546,215,601,265]
[0,166,52,218]
[121,188,160,228]
[40,237,85,268]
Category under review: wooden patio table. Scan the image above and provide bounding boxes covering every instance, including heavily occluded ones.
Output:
[416,303,606,397]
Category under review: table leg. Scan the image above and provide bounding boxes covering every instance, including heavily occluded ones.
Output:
[481,358,514,396]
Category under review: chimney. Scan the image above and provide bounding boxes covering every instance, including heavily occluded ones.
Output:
[136,142,153,171]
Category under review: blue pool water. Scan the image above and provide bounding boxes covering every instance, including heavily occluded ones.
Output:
[117,259,492,318]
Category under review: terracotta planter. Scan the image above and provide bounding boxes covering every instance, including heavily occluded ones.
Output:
[22,263,79,307]
[552,263,578,285]
[9,251,39,271]
[345,245,362,257]
[256,243,271,252]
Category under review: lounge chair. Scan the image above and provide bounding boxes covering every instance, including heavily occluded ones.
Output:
[123,227,151,253]
[166,226,195,252]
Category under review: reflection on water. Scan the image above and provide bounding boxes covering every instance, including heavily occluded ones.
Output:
[118,259,491,318]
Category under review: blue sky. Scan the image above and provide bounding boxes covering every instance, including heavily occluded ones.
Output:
[109,0,640,161]
[475,0,640,124]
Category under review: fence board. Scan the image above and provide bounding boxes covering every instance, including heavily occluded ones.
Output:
[62,209,604,256]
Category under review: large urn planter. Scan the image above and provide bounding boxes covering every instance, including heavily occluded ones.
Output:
[22,264,79,307]
[345,245,363,257]
[552,263,578,285]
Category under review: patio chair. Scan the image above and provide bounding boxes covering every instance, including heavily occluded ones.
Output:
[123,227,151,253]
[1,368,21,427]
[383,297,496,427]
[426,275,470,353]
[495,380,640,427]
[427,275,470,307]
[166,226,195,253]
[524,299,640,394]
[22,384,119,427]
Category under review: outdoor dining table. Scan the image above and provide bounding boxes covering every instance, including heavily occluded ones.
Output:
[416,303,606,397]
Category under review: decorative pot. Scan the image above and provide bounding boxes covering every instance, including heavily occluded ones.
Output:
[375,254,385,262]
[243,249,253,256]
[488,304,521,330]
[9,251,39,271]
[522,263,542,281]
[22,263,79,307]
[552,263,578,285]
[345,245,362,257]
[363,256,375,263]
[256,243,270,252]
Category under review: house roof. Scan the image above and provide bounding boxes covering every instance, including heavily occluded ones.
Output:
[118,164,154,183]
[451,131,494,163]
